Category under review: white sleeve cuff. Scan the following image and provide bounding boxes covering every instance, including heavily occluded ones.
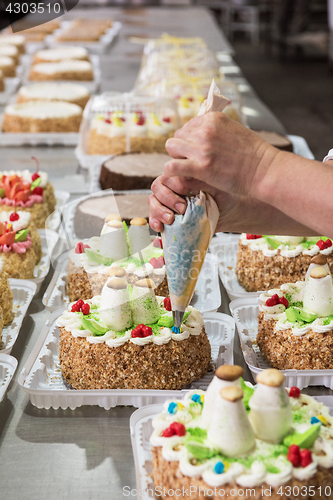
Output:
[323,148,333,162]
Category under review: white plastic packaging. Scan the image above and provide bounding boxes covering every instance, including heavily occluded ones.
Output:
[0,354,18,402]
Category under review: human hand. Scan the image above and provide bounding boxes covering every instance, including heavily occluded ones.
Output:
[164,112,279,198]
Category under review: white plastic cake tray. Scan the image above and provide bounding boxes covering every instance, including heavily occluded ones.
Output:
[18,311,235,410]
[130,395,333,500]
[42,251,221,314]
[209,234,262,302]
[46,21,122,54]
[0,354,18,403]
[229,297,333,390]
[1,279,36,354]
[27,229,59,294]
[0,77,21,106]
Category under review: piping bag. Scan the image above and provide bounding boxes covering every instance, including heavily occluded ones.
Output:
[161,80,230,331]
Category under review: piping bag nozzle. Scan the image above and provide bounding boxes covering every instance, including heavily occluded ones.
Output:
[172,310,184,331]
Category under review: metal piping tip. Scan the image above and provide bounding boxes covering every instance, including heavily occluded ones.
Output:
[173,310,184,329]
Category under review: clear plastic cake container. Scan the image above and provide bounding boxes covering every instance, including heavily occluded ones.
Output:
[229,297,333,390]
[209,234,262,301]
[46,21,122,54]
[130,395,333,500]
[21,53,101,94]
[29,229,59,294]
[45,189,71,232]
[76,91,179,163]
[0,354,18,402]
[42,249,221,314]
[18,311,235,410]
[1,279,36,354]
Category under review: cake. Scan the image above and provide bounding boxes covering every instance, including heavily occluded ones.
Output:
[0,258,13,325]
[151,365,333,499]
[29,61,94,81]
[88,111,176,155]
[57,276,210,390]
[236,234,333,292]
[2,101,83,133]
[0,305,3,342]
[32,47,90,65]
[0,69,4,92]
[0,167,56,228]
[68,215,168,302]
[16,83,90,109]
[74,192,152,239]
[99,153,170,191]
[258,256,333,370]
[0,45,19,64]
[0,216,36,279]
[0,35,25,54]
[255,131,293,152]
[56,19,112,42]
[0,55,16,77]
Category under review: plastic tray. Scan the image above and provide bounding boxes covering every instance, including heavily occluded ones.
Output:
[0,77,21,106]
[18,311,235,409]
[229,297,333,390]
[130,395,333,500]
[45,189,71,232]
[42,250,220,314]
[75,143,112,172]
[1,279,36,354]
[46,21,122,54]
[0,354,18,402]
[31,229,59,293]
[20,53,101,94]
[209,234,260,301]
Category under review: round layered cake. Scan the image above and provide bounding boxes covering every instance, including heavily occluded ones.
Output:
[74,192,152,238]
[32,46,90,65]
[99,152,170,191]
[151,366,333,499]
[258,256,333,370]
[236,234,333,292]
[29,60,94,81]
[57,278,210,390]
[17,83,90,109]
[2,100,83,133]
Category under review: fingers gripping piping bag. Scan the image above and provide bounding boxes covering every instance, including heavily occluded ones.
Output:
[161,80,229,331]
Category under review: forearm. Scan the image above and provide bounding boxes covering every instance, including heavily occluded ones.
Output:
[253,151,333,238]
[218,194,319,235]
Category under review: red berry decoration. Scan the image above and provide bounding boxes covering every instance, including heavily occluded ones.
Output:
[32,186,43,196]
[164,297,172,311]
[316,239,326,250]
[75,242,84,254]
[265,294,280,307]
[71,303,81,313]
[289,386,301,398]
[300,449,312,468]
[156,256,165,268]
[163,117,171,123]
[105,118,112,124]
[81,303,90,315]
[84,244,90,250]
[31,173,40,182]
[279,296,289,308]
[9,212,19,221]
[287,445,301,467]
[150,257,158,269]
[142,326,153,337]
[325,239,332,248]
[246,234,262,240]
[136,114,145,126]
[76,299,84,308]
[131,325,144,338]
[162,426,175,438]
[153,237,163,248]
[170,422,186,436]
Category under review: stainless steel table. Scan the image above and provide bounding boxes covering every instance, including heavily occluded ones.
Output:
[0,7,328,500]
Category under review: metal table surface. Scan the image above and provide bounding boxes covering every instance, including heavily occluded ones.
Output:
[0,7,329,500]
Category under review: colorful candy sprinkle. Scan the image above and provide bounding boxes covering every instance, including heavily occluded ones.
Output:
[214,462,224,474]
[168,402,178,414]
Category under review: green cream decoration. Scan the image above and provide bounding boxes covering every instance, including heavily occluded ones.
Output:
[283,423,321,449]
[14,228,29,242]
[30,177,42,191]
[84,248,113,266]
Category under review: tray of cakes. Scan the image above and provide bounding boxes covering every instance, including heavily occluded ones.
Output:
[229,254,333,389]
[1,20,61,53]
[74,92,179,169]
[46,19,122,54]
[210,231,332,301]
[0,268,36,354]
[42,214,220,315]
[0,354,18,402]
[130,367,333,500]
[18,301,234,409]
